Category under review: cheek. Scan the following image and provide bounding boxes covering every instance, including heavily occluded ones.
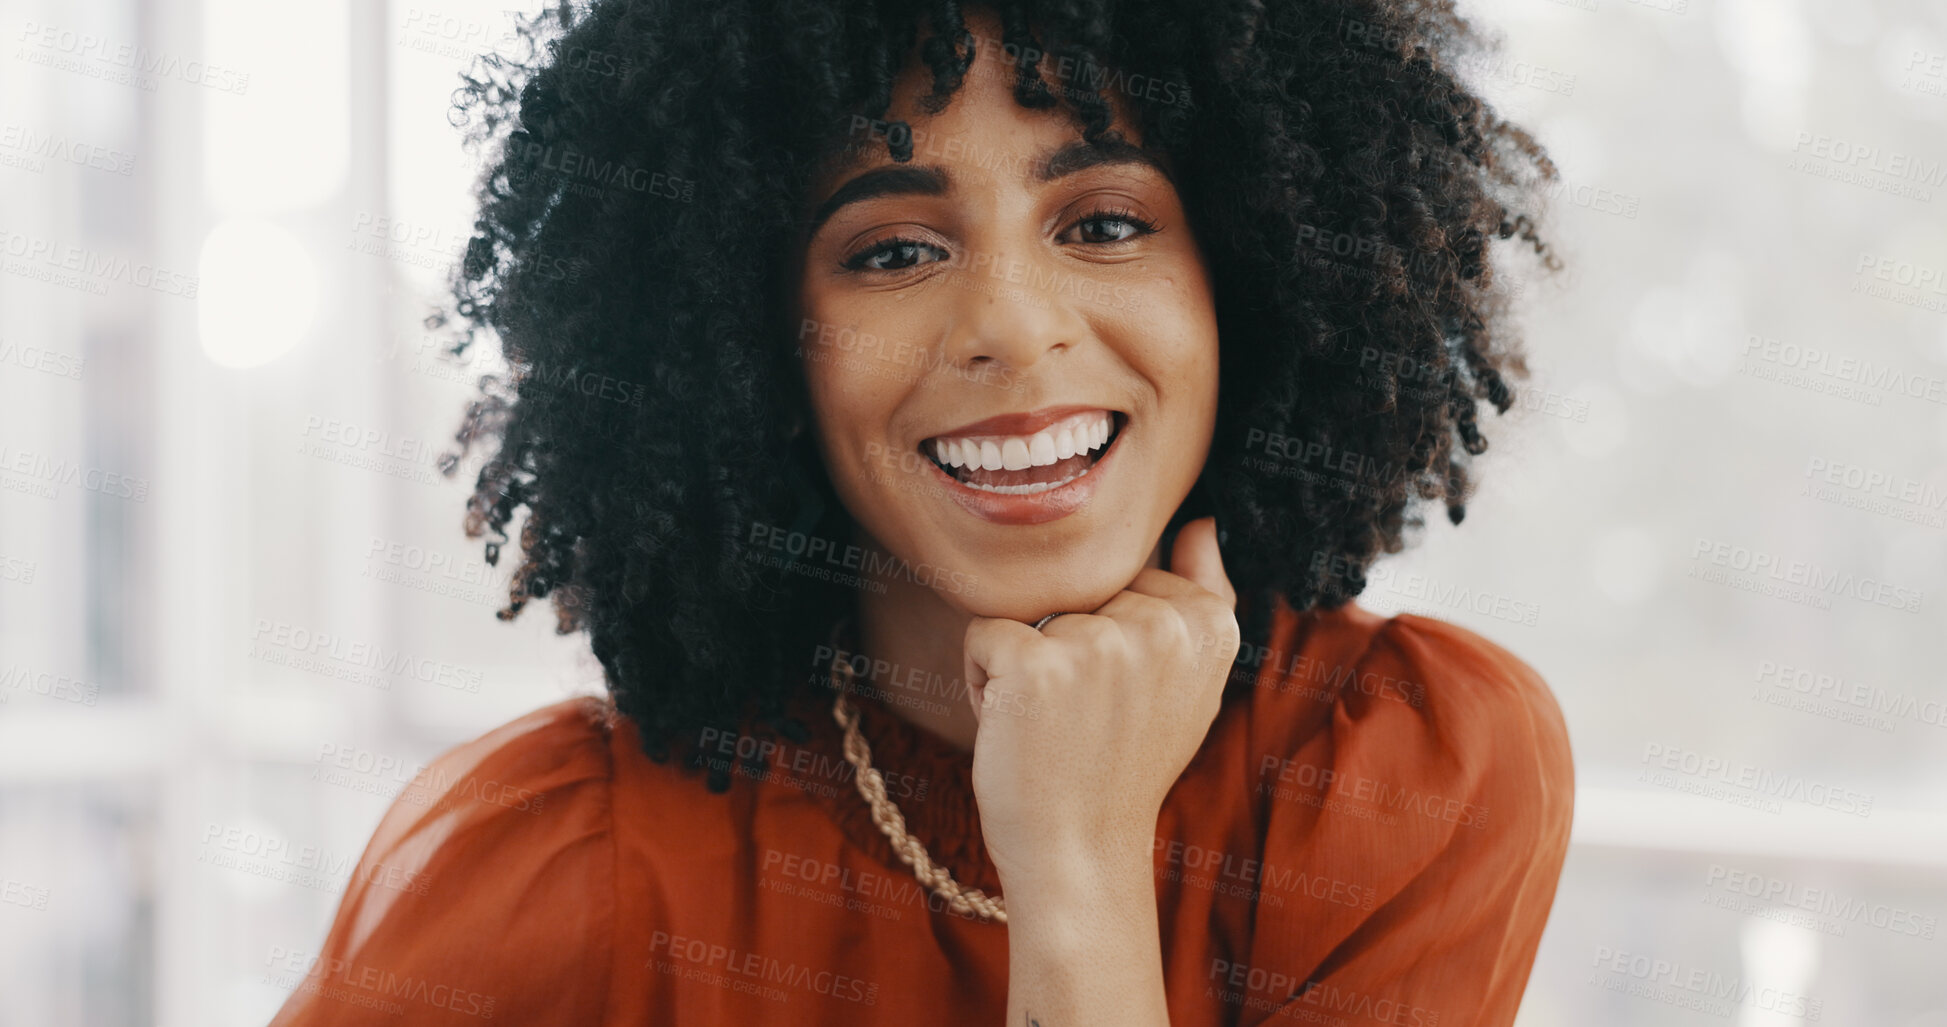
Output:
[798,328,916,490]
[1123,274,1221,398]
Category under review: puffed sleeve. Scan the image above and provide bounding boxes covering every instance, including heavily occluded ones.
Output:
[1234,613,1575,1027]
[267,697,617,1026]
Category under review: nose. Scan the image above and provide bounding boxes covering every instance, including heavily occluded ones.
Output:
[938,251,1090,374]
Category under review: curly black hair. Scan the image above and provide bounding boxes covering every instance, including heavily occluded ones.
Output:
[431,0,1558,789]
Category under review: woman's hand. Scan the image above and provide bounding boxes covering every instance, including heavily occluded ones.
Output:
[962,515,1241,890]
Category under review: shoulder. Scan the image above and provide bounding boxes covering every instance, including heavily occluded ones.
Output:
[1370,612,1574,830]
[403,694,618,820]
[1243,598,1574,842]
[1230,605,1577,1022]
[271,697,618,1026]
[340,696,618,870]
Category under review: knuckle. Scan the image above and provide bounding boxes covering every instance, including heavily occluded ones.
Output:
[1080,618,1123,661]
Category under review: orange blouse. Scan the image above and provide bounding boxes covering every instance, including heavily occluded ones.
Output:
[268,598,1574,1026]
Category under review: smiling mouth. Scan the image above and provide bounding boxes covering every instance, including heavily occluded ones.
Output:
[918,410,1126,495]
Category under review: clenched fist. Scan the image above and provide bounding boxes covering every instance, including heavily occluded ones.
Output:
[961,516,1242,890]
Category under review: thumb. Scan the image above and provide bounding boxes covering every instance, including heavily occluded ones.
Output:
[962,619,993,730]
[1170,516,1236,610]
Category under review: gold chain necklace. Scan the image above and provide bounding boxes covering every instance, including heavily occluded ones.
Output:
[827,644,1007,923]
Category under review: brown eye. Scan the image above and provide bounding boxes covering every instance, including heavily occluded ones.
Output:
[1065,207,1160,245]
[843,238,948,272]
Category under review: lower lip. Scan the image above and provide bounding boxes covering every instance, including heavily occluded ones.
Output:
[925,422,1125,526]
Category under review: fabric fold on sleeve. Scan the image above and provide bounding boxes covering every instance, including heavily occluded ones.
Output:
[1234,614,1575,1027]
[268,696,618,1027]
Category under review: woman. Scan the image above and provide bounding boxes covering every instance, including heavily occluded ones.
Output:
[273,1,1571,1024]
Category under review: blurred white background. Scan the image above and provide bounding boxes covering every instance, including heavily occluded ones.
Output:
[0,0,1942,1023]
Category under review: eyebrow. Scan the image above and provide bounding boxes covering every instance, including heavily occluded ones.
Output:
[805,137,1174,237]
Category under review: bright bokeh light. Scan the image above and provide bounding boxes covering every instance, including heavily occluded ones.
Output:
[196,219,320,367]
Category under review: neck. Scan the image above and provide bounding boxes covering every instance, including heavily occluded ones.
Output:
[849,528,1167,752]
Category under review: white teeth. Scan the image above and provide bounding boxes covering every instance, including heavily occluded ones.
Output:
[926,411,1116,473]
[959,464,1093,494]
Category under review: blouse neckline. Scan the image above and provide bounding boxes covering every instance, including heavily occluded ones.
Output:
[787,626,1001,901]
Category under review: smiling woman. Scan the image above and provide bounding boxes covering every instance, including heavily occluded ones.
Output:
[271,2,1571,1025]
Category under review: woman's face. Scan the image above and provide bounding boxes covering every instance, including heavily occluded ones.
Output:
[793,16,1219,619]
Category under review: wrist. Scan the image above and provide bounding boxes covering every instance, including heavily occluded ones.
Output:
[999,838,1170,1027]
[1000,821,1151,877]
[997,838,1156,926]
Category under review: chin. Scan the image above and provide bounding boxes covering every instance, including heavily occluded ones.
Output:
[944,549,1152,622]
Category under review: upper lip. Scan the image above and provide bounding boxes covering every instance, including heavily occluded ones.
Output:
[924,404,1118,440]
